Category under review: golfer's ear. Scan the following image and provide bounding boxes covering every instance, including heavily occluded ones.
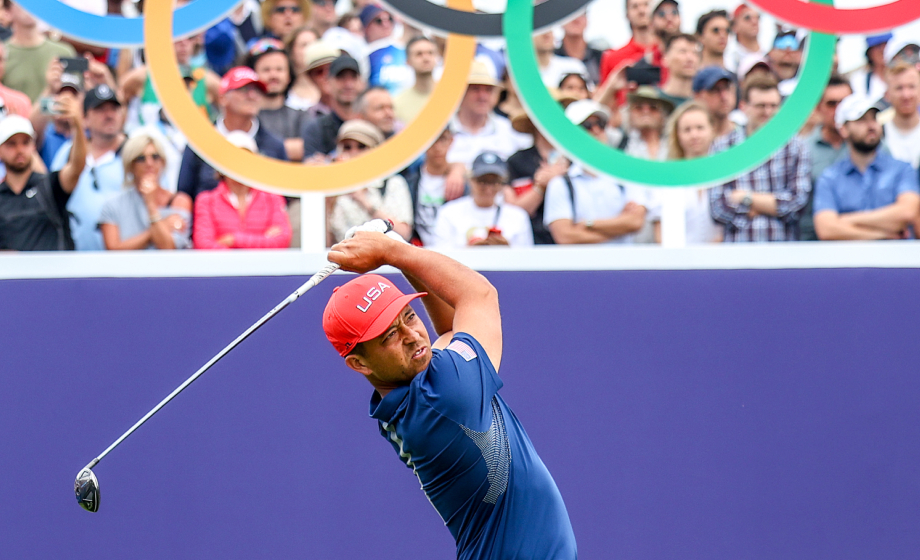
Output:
[345,354,373,377]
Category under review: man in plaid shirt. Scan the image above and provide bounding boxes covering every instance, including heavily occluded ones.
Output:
[709,74,811,241]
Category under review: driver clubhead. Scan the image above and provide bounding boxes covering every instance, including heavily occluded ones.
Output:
[75,468,99,512]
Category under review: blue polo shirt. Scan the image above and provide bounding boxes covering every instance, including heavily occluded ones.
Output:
[369,333,576,560]
[813,150,919,215]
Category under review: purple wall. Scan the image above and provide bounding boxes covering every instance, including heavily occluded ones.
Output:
[3,269,919,559]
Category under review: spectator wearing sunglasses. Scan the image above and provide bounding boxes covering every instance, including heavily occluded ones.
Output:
[246,38,309,162]
[800,74,852,240]
[651,0,681,44]
[260,0,311,43]
[361,4,414,96]
[99,132,192,250]
[600,0,664,95]
[767,28,805,96]
[724,3,764,75]
[695,9,730,70]
[49,85,126,251]
[543,100,647,245]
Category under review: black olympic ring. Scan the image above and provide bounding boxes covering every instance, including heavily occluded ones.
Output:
[380,0,593,37]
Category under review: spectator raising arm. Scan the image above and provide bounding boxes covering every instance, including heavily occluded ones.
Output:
[55,95,86,193]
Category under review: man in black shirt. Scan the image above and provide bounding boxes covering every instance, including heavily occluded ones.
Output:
[0,99,86,251]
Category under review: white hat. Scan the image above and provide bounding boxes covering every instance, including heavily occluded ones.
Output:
[835,93,881,129]
[564,99,610,125]
[884,36,920,66]
[224,130,259,154]
[0,115,35,145]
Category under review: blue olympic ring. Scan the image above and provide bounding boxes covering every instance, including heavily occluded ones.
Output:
[15,0,240,48]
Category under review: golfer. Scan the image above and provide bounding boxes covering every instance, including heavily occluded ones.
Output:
[323,230,577,559]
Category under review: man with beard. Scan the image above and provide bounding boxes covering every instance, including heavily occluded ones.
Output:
[301,54,364,159]
[813,93,919,240]
[767,28,804,97]
[50,85,126,251]
[247,38,309,161]
[651,0,681,44]
[0,102,86,250]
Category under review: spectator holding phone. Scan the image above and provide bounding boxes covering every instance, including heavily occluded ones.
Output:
[193,132,292,249]
[30,72,81,168]
[432,151,533,249]
[600,0,663,86]
[99,132,192,250]
[3,1,76,102]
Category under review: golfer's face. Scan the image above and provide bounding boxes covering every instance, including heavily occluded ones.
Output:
[363,306,431,384]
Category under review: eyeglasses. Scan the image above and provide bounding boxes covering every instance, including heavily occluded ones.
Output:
[655,8,678,17]
[273,5,302,15]
[133,153,163,165]
[773,34,801,51]
[581,118,607,131]
[248,38,285,56]
[372,15,394,26]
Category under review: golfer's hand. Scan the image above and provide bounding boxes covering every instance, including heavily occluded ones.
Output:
[328,231,396,273]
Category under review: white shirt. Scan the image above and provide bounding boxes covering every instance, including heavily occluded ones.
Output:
[432,197,534,249]
[415,169,447,247]
[849,68,888,101]
[883,120,920,169]
[543,166,645,244]
[447,114,533,167]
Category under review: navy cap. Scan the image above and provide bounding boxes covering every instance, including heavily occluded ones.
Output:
[359,4,385,28]
[692,66,735,93]
[471,151,508,180]
[83,84,121,112]
[329,54,360,77]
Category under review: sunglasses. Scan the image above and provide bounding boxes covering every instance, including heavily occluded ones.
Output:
[773,34,801,51]
[581,118,607,131]
[372,15,394,26]
[273,5,302,14]
[133,153,163,165]
[312,0,333,6]
[655,8,678,17]
[249,38,285,56]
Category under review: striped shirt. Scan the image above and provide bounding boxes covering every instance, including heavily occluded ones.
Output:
[709,127,812,242]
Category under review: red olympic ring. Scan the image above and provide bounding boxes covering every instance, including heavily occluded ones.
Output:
[746,0,920,35]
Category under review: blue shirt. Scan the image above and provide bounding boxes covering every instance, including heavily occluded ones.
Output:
[366,40,414,96]
[369,333,576,560]
[813,150,919,215]
[52,141,125,251]
[40,122,70,168]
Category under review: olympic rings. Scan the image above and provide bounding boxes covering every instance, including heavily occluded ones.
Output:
[382,0,591,37]
[747,0,920,35]
[504,0,836,188]
[146,0,475,195]
[15,0,238,47]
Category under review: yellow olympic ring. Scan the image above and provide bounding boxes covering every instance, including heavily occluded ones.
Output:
[145,0,475,195]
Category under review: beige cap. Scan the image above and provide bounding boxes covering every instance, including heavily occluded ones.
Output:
[466,60,499,87]
[304,40,341,72]
[337,119,384,148]
[626,85,675,113]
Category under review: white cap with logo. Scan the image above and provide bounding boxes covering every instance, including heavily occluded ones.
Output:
[835,94,881,129]
[0,115,35,145]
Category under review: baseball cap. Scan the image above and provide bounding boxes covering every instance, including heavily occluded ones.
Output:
[323,274,426,357]
[866,32,893,50]
[219,66,267,95]
[329,54,360,78]
[0,115,35,145]
[627,85,676,113]
[564,99,610,125]
[884,36,920,66]
[835,93,881,129]
[466,60,499,87]
[471,151,508,180]
[359,4,386,28]
[654,0,678,12]
[737,54,772,79]
[732,3,749,20]
[692,66,735,93]
[83,84,122,112]
[59,73,83,94]
[224,130,259,154]
[304,40,340,72]
[337,119,384,148]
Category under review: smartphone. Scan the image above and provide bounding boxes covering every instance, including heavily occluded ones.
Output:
[59,57,89,75]
[39,97,61,115]
[625,62,662,86]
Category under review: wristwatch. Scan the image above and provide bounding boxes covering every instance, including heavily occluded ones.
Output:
[741,194,753,207]
[585,220,595,229]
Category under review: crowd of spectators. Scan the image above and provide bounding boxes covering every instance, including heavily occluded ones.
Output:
[1,0,919,253]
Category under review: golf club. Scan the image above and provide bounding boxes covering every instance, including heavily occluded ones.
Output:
[75,219,393,513]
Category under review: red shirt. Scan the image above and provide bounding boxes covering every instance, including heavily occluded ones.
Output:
[0,84,32,118]
[599,37,667,106]
[193,181,292,249]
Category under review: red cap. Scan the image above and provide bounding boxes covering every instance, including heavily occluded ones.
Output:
[219,67,267,95]
[323,274,426,357]
[732,3,750,20]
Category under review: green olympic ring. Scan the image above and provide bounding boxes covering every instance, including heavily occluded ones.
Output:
[504,0,836,188]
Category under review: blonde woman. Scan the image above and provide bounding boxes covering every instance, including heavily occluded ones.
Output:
[655,101,722,244]
[99,133,193,250]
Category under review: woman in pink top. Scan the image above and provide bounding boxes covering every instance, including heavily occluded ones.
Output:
[192,132,292,249]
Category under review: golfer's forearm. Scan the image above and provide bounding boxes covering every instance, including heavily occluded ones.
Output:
[387,242,495,311]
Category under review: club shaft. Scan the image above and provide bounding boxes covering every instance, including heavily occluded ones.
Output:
[85,262,341,470]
